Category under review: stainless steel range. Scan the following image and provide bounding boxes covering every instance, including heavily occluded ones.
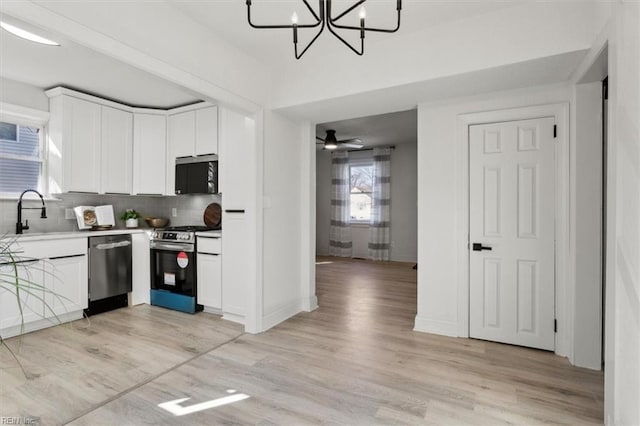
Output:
[149,226,209,313]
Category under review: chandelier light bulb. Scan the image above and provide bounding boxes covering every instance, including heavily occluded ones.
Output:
[291,12,299,25]
[359,7,366,19]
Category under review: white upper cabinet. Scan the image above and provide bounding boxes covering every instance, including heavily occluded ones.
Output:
[101,106,133,194]
[168,106,218,158]
[48,94,102,193]
[195,106,218,155]
[168,111,195,159]
[133,113,167,195]
[219,107,254,210]
[166,105,218,195]
[46,88,217,196]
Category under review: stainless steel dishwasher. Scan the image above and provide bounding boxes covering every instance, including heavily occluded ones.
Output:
[85,235,132,316]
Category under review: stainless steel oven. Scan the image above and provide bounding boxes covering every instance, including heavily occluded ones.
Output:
[149,226,207,314]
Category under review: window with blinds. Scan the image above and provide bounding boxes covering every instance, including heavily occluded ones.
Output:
[0,121,43,194]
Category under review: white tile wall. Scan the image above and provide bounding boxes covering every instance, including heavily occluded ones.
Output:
[0,193,221,234]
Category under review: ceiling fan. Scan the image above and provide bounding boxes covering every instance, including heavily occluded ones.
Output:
[316,129,364,150]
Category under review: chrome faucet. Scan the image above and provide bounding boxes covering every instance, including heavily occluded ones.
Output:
[16,189,47,234]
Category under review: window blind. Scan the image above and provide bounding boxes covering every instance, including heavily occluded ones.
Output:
[0,122,42,193]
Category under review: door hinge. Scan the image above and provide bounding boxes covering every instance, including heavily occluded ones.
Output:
[554,319,557,333]
[553,125,557,138]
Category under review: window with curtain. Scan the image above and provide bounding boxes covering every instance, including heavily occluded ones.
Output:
[0,121,43,195]
[349,163,373,222]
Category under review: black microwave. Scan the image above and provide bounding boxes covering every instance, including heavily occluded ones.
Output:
[175,154,218,195]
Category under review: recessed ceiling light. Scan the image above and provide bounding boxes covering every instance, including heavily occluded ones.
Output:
[0,21,59,46]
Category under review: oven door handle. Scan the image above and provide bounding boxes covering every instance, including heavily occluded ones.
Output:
[150,242,194,252]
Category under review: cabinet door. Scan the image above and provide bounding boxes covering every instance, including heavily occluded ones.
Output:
[45,254,88,317]
[195,106,218,155]
[166,111,195,195]
[133,114,167,195]
[219,108,254,210]
[197,252,222,310]
[101,106,133,194]
[0,259,45,330]
[168,111,195,158]
[221,214,247,321]
[62,96,101,192]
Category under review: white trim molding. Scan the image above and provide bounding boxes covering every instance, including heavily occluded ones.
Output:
[0,102,49,127]
[414,316,458,337]
[456,102,571,359]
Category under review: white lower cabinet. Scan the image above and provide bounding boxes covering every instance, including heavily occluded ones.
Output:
[46,254,88,317]
[197,253,222,311]
[0,238,88,338]
[221,215,248,323]
[0,259,45,331]
[196,236,222,311]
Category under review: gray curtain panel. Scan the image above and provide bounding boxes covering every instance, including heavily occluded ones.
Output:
[369,147,391,261]
[329,151,352,257]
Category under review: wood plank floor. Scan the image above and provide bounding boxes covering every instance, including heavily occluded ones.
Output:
[1,256,604,425]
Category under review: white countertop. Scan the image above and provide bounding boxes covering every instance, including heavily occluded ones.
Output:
[8,228,149,242]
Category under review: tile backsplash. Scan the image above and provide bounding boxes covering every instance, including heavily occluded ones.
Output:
[0,193,221,234]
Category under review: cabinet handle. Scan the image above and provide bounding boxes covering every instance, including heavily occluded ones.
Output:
[50,254,86,260]
[225,209,245,213]
[0,258,39,266]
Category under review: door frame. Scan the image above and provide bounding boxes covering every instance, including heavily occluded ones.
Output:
[456,103,570,357]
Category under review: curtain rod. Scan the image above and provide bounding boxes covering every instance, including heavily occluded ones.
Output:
[348,145,396,153]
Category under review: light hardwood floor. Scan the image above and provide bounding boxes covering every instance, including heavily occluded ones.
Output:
[1,256,603,425]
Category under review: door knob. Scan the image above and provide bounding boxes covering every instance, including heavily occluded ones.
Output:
[472,243,492,251]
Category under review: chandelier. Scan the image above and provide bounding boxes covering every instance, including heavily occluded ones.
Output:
[245,0,402,59]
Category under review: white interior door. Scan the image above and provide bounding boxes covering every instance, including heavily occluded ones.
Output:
[469,117,556,351]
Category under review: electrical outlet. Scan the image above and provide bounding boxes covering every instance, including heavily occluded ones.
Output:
[65,208,75,219]
[171,208,177,217]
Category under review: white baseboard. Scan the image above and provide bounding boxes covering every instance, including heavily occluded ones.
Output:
[301,295,318,312]
[222,312,245,325]
[0,311,85,339]
[262,299,303,331]
[414,316,459,337]
[203,306,223,316]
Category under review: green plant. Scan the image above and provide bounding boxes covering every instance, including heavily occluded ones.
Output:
[120,209,141,220]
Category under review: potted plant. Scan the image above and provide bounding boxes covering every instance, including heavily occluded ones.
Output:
[120,209,141,228]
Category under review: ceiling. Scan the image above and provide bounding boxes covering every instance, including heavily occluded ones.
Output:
[168,0,519,65]
[0,15,201,109]
[316,109,416,150]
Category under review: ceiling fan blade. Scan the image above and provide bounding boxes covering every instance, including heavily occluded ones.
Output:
[337,138,362,144]
[337,138,364,149]
[341,143,364,149]
[316,136,326,142]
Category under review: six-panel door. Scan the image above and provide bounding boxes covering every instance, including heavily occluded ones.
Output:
[469,117,556,351]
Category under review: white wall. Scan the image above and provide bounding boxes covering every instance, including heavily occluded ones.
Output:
[604,2,640,424]
[316,143,418,262]
[261,110,304,329]
[271,2,600,111]
[415,84,571,337]
[0,77,48,111]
